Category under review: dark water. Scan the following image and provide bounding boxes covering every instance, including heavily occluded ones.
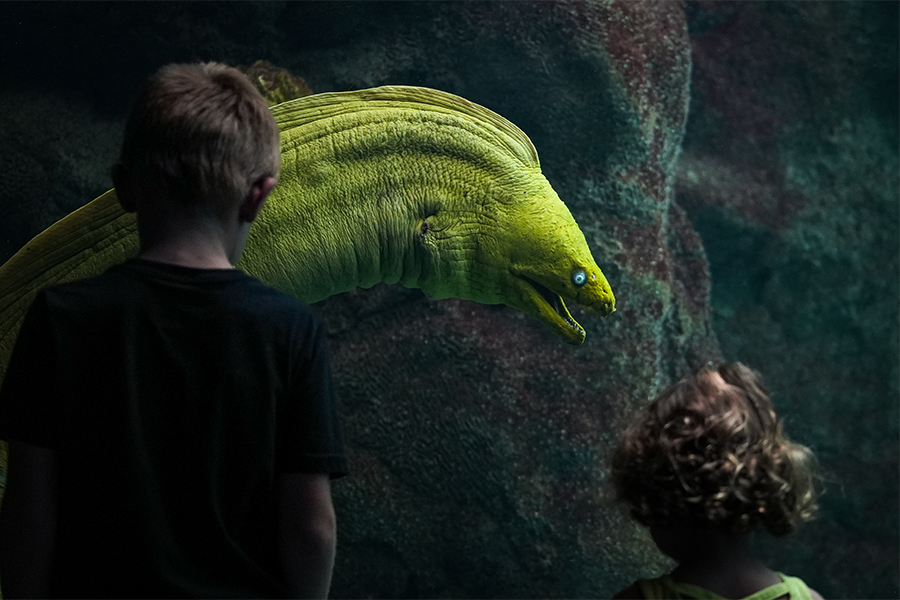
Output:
[0,2,896,598]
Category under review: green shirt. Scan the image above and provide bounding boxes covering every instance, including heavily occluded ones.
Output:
[638,572,813,600]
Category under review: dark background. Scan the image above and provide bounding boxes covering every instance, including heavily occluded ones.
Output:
[0,2,896,597]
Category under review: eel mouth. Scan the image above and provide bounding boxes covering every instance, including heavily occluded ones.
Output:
[521,276,585,344]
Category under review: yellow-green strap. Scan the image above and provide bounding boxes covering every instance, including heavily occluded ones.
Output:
[638,573,812,600]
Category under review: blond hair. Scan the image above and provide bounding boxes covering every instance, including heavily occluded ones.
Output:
[612,362,819,536]
[115,62,280,219]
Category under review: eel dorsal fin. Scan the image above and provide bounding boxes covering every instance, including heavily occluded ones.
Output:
[270,85,540,169]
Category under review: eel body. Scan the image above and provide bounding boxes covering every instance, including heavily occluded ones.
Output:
[0,85,615,382]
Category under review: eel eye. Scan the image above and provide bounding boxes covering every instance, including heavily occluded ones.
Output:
[572,269,587,287]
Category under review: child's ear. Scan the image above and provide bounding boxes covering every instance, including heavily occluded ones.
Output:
[240,176,277,223]
[111,164,136,213]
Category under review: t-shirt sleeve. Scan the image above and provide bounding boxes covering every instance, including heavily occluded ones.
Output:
[0,292,59,448]
[275,317,348,478]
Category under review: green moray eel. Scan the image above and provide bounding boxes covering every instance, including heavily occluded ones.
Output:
[0,85,614,381]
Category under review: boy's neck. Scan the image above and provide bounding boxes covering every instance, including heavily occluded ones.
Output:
[136,213,248,270]
[138,246,235,270]
[138,211,250,269]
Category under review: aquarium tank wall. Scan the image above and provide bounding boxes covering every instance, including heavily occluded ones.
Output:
[0,2,896,598]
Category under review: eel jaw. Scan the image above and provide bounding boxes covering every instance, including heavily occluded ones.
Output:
[520,276,586,345]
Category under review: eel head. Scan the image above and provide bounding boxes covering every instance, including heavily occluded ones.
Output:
[502,182,615,344]
[413,169,615,345]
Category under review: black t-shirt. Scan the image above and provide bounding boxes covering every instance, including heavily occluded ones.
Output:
[0,259,347,598]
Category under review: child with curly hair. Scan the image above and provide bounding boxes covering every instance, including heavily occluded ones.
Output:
[611,362,823,600]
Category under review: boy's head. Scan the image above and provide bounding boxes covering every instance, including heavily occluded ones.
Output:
[113,62,280,222]
[612,362,819,537]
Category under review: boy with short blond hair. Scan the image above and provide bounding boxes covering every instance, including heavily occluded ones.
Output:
[0,62,347,599]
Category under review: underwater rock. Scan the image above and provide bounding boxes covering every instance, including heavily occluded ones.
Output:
[284,2,715,597]
[676,2,898,597]
[2,1,894,596]
[0,0,715,596]
[0,1,710,596]
[238,60,314,106]
[12,1,896,598]
[0,91,120,262]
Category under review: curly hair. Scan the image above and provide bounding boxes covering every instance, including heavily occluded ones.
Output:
[612,362,818,537]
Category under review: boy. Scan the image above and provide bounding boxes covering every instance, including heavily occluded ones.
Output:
[0,62,347,598]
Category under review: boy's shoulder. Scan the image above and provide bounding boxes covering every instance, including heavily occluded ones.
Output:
[43,259,316,322]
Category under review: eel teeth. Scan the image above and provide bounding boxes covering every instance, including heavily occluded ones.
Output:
[522,276,583,333]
